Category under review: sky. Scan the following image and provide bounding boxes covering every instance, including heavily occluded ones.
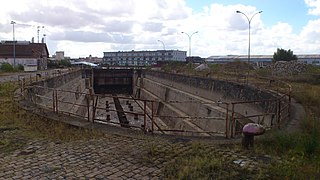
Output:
[0,0,320,58]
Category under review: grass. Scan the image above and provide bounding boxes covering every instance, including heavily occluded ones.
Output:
[1,65,320,178]
[162,143,249,180]
[0,82,104,154]
[155,63,320,179]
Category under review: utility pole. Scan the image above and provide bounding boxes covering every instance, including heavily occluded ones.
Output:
[11,21,16,67]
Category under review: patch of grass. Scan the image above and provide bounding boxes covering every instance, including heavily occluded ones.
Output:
[163,142,260,179]
[0,82,104,154]
[257,115,320,178]
[259,131,300,155]
[292,83,320,115]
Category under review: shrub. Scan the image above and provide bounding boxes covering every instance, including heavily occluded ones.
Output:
[0,63,15,72]
[16,64,24,71]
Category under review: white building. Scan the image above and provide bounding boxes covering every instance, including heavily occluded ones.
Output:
[206,54,320,66]
[103,50,187,66]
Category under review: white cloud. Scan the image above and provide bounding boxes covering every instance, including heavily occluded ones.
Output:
[1,0,320,58]
[305,0,320,15]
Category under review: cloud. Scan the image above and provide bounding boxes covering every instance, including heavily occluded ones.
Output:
[143,22,164,32]
[305,0,320,15]
[50,31,134,43]
[1,0,320,58]
[301,19,320,43]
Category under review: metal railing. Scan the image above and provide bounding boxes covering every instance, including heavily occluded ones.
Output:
[16,69,292,138]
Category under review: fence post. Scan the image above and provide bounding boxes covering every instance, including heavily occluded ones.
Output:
[52,89,55,112]
[288,92,291,118]
[277,99,281,129]
[151,101,154,134]
[55,89,58,113]
[231,103,235,138]
[225,103,229,138]
[144,100,147,133]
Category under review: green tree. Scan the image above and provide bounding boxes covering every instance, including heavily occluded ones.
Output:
[273,48,297,62]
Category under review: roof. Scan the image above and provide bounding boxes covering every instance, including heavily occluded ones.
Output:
[0,41,49,58]
[71,61,98,67]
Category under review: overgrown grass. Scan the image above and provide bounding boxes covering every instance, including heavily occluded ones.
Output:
[162,143,250,179]
[0,82,104,154]
[157,63,320,178]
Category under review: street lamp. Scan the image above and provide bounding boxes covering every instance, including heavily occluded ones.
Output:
[181,31,198,57]
[157,40,165,50]
[11,21,16,67]
[37,26,44,43]
[236,10,262,65]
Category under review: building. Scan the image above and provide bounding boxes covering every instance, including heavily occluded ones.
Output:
[297,54,320,66]
[103,50,187,66]
[206,54,320,66]
[0,40,49,71]
[206,55,273,67]
[55,51,65,61]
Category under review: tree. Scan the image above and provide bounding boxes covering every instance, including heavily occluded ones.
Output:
[273,48,297,62]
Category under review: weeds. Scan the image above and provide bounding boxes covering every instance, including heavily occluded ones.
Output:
[0,82,104,154]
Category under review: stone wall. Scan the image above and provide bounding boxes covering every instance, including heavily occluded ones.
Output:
[271,61,307,75]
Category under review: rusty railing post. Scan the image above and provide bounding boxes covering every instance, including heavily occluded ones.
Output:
[55,89,58,113]
[52,89,56,112]
[86,93,90,122]
[288,91,291,118]
[151,101,154,134]
[277,99,281,129]
[231,103,235,138]
[144,100,147,132]
[225,103,229,138]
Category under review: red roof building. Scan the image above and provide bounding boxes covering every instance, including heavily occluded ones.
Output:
[0,41,49,70]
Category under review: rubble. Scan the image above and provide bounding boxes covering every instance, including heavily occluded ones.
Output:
[271,61,307,75]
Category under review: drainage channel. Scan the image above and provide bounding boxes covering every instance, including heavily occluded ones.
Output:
[113,94,129,127]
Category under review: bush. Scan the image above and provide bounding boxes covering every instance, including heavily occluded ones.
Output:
[0,63,15,72]
[17,64,24,71]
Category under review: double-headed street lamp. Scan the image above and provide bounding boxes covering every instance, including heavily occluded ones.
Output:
[11,21,16,67]
[181,31,198,57]
[157,40,165,50]
[236,10,263,65]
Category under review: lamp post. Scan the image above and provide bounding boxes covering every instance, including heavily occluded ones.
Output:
[236,10,262,65]
[37,26,44,43]
[157,40,165,50]
[11,21,16,67]
[181,31,198,57]
[157,40,166,61]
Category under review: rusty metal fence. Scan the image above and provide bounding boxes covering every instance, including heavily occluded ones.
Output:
[19,84,291,138]
[16,69,292,139]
